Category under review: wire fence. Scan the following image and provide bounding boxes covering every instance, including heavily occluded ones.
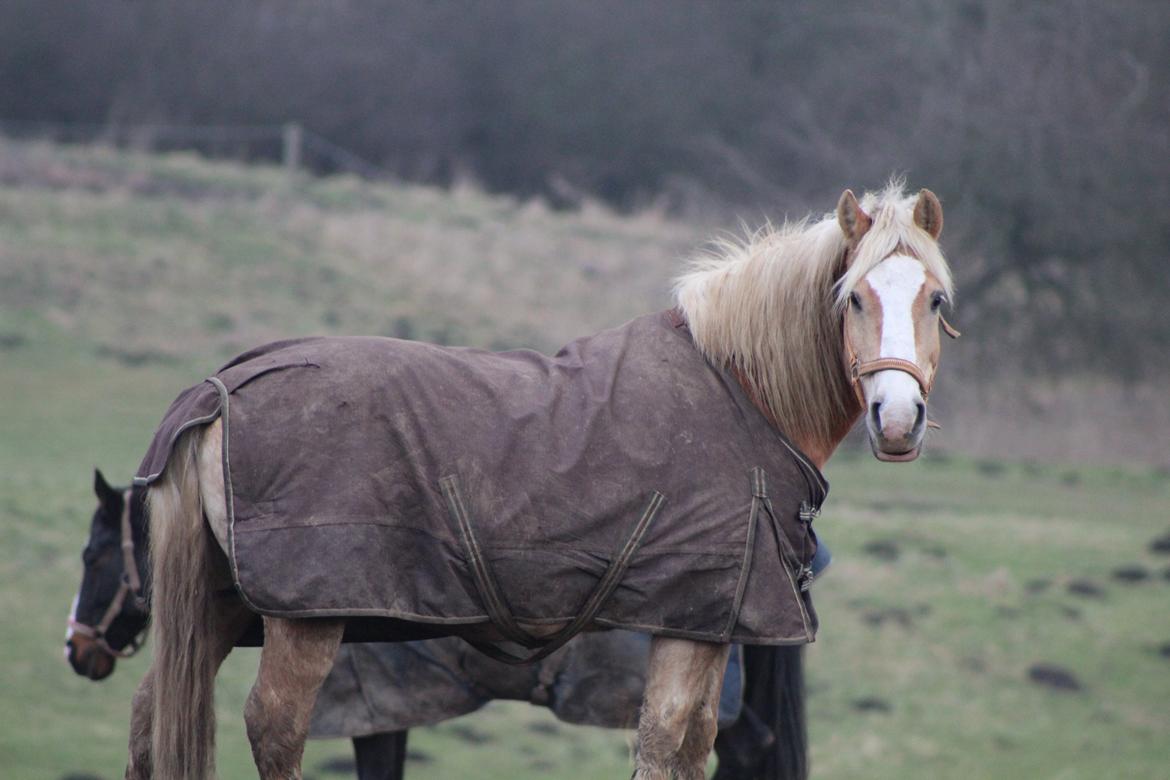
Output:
[0,118,385,179]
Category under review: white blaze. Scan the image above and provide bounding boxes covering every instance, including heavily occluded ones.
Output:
[65,593,79,659]
[865,255,925,428]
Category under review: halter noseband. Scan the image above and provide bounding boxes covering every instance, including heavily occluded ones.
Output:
[69,489,148,658]
[842,287,961,416]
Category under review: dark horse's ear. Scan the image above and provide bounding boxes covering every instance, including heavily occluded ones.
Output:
[913,188,943,240]
[94,468,119,505]
[837,189,872,251]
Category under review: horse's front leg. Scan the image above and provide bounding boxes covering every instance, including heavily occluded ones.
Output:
[245,616,345,780]
[634,637,730,780]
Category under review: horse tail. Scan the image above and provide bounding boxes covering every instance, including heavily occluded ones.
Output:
[148,427,218,779]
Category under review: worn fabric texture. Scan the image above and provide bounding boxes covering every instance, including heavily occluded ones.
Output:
[135,311,826,645]
[308,632,744,738]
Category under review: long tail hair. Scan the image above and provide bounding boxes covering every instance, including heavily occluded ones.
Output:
[148,428,219,779]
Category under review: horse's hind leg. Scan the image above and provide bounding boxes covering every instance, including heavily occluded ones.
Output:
[245,616,345,779]
[633,638,730,780]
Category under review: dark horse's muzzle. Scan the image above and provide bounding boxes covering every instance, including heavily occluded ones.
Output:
[66,636,116,681]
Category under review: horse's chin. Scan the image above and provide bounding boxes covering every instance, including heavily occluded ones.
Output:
[66,640,116,681]
[869,439,922,463]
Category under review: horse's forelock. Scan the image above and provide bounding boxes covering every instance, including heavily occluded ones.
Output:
[836,184,954,308]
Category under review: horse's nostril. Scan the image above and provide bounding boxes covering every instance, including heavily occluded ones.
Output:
[915,401,926,431]
[869,401,882,430]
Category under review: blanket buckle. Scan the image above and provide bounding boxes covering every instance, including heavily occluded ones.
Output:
[798,501,819,525]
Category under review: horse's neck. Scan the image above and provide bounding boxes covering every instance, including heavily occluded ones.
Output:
[732,369,861,470]
[792,407,862,469]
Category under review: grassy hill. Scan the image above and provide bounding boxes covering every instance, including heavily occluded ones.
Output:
[0,138,700,363]
[1,140,1168,778]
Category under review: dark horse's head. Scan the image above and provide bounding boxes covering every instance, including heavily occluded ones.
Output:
[65,469,150,681]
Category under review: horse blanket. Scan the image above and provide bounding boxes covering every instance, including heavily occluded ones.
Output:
[135,310,826,648]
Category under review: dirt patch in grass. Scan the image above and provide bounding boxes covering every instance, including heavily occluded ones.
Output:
[1148,531,1170,555]
[405,749,433,764]
[446,723,494,745]
[1027,663,1083,692]
[860,606,919,629]
[861,539,901,562]
[1111,565,1150,583]
[94,344,180,367]
[851,696,892,713]
[316,755,356,775]
[1066,579,1105,598]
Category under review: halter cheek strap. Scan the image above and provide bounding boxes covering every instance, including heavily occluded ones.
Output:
[940,314,961,340]
[843,305,961,425]
[68,489,148,659]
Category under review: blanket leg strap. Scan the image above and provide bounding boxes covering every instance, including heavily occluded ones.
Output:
[440,476,665,666]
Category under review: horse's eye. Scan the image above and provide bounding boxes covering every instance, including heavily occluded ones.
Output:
[849,292,862,311]
[931,293,946,312]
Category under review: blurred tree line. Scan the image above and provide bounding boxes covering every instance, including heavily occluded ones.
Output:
[1,0,1167,375]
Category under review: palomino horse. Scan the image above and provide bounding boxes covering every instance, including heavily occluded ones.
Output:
[67,471,806,779]
[127,183,956,779]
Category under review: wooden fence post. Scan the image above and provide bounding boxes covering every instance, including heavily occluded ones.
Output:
[282,122,303,174]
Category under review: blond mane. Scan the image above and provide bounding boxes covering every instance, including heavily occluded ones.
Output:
[673,181,953,444]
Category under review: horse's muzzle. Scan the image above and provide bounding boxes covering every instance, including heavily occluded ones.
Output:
[867,395,926,462]
[66,638,116,681]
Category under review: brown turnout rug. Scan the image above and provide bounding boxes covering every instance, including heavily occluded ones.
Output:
[136,311,826,652]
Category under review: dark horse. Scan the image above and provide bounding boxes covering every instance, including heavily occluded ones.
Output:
[67,469,811,779]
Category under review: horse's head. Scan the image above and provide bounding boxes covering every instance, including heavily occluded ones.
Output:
[837,188,957,462]
[65,469,149,680]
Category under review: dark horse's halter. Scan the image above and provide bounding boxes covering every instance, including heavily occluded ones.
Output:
[70,488,148,658]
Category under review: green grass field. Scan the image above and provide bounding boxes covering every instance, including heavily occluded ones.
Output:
[2,141,1168,778]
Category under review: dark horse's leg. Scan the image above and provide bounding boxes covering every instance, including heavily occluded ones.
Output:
[713,645,808,780]
[352,731,409,780]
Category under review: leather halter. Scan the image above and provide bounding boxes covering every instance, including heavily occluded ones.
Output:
[69,489,148,658]
[841,252,961,419]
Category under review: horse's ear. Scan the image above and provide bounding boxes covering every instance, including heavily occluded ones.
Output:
[837,189,872,248]
[913,188,943,240]
[94,468,118,503]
